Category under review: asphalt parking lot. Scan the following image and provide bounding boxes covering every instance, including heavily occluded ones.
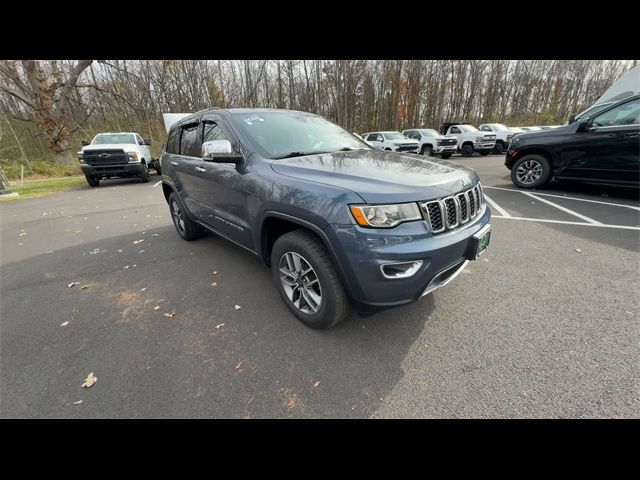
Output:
[1,155,638,418]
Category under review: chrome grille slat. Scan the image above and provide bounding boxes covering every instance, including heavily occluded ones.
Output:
[421,184,484,235]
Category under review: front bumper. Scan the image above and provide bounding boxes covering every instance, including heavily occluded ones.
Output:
[434,145,457,154]
[325,206,491,311]
[474,142,496,151]
[81,162,145,178]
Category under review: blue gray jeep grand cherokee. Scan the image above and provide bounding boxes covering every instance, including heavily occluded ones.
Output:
[160,108,491,329]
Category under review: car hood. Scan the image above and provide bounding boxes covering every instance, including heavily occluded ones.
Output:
[437,135,458,141]
[270,149,479,204]
[82,143,138,151]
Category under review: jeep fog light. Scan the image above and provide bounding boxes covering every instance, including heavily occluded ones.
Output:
[380,260,423,279]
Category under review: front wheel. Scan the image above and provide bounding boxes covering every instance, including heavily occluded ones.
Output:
[479,150,489,156]
[85,174,99,187]
[461,144,474,157]
[421,145,433,156]
[493,142,505,154]
[511,154,552,189]
[271,230,350,329]
[139,163,150,183]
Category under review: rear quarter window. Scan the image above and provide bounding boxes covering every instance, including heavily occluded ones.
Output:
[166,128,180,154]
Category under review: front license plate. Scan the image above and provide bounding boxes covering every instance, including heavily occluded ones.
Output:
[469,224,491,260]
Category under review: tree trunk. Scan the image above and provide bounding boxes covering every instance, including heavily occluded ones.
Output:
[53,150,74,166]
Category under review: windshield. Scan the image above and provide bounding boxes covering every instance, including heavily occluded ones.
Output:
[233,112,370,159]
[458,125,479,132]
[574,103,612,122]
[418,129,439,136]
[510,127,525,132]
[92,134,136,145]
[491,124,508,131]
[383,132,406,141]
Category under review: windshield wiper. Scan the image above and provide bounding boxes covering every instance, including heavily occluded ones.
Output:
[274,151,308,159]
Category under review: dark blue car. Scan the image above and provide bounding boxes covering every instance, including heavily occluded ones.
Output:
[160,108,491,328]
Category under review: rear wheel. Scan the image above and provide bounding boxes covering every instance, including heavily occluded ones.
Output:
[421,145,433,156]
[511,154,552,189]
[271,230,350,329]
[85,174,99,187]
[493,142,505,154]
[168,192,203,241]
[461,144,474,157]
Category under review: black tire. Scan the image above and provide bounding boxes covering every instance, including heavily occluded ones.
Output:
[479,150,489,156]
[85,174,99,187]
[493,142,505,154]
[154,162,162,176]
[461,144,474,157]
[271,229,350,329]
[441,153,452,159]
[168,192,203,241]
[139,162,150,183]
[384,148,392,151]
[510,154,552,189]
[421,145,433,156]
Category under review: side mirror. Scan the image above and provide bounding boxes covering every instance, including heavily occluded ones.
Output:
[81,140,89,146]
[576,120,590,133]
[143,138,151,146]
[202,140,243,164]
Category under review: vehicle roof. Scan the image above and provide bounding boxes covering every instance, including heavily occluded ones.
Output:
[169,107,316,131]
[94,132,139,135]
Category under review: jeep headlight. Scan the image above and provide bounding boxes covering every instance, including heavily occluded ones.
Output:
[126,151,139,162]
[349,203,422,228]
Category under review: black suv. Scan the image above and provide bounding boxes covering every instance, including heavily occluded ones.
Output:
[160,108,491,328]
[506,95,640,189]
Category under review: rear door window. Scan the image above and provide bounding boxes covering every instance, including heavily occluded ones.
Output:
[180,123,202,157]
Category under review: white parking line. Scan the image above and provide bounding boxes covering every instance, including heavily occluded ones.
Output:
[492,215,640,231]
[483,185,640,211]
[523,192,602,224]
[483,194,511,217]
[153,181,162,187]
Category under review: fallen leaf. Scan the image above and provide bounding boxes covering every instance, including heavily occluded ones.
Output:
[19,232,27,237]
[81,285,89,290]
[213,271,218,275]
[313,381,321,388]
[42,212,48,216]
[133,239,144,245]
[163,312,175,318]
[154,305,160,310]
[82,372,97,388]
[95,226,100,230]
[67,282,80,288]
[234,305,242,310]
[117,249,123,253]
[215,323,225,329]
[575,248,582,253]
[60,321,70,327]
[73,230,82,234]
[68,400,83,406]
[211,282,217,288]
[235,361,243,370]
[140,288,147,292]
[152,233,159,237]
[124,265,130,269]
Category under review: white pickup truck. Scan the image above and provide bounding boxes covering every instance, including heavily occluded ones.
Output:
[401,128,458,158]
[78,132,159,187]
[361,131,419,153]
[439,123,496,157]
[478,123,519,154]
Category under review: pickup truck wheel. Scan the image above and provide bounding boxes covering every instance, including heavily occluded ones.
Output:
[272,230,350,329]
[168,193,203,241]
[421,145,433,156]
[154,162,162,176]
[441,153,452,159]
[85,174,99,187]
[493,143,505,154]
[511,154,552,189]
[139,163,150,183]
[479,150,489,156]
[461,144,474,157]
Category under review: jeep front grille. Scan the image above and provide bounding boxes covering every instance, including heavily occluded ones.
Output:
[421,184,484,234]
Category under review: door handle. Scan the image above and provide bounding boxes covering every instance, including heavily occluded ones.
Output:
[170,161,179,166]
[195,166,206,173]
